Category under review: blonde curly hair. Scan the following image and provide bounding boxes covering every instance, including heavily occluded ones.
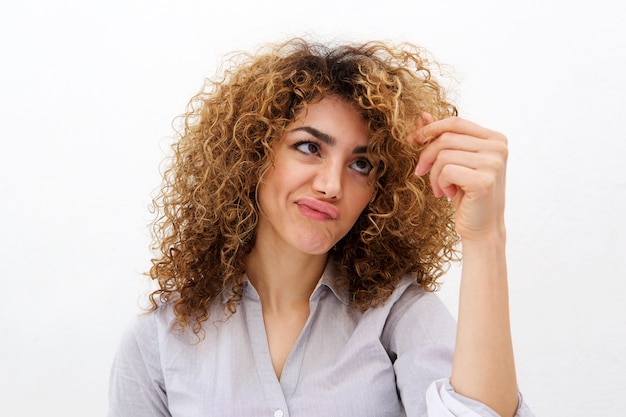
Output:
[148,38,460,334]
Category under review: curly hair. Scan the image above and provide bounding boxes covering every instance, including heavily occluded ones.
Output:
[148,38,460,334]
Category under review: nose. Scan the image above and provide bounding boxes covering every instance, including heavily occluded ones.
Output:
[313,161,343,200]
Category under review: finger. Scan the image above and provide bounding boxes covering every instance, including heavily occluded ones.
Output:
[406,112,435,145]
[438,157,507,201]
[437,164,482,198]
[415,116,504,145]
[427,150,486,196]
[415,133,485,176]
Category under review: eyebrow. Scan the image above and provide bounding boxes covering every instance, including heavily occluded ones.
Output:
[291,126,368,154]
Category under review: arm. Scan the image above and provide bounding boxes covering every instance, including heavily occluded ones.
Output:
[453,232,518,416]
[413,115,518,417]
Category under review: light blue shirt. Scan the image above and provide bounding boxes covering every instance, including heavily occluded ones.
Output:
[108,260,534,416]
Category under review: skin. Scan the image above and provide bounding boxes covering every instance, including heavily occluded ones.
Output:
[413,114,518,417]
[247,97,518,417]
[245,96,374,379]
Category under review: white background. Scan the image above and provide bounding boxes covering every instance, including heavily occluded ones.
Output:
[1,0,625,415]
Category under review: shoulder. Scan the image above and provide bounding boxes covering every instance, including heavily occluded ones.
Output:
[114,302,178,359]
[381,276,457,350]
[387,276,453,320]
[115,311,158,362]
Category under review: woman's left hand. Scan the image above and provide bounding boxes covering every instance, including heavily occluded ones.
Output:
[410,114,508,242]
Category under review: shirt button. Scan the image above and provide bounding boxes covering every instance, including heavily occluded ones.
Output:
[273,409,284,417]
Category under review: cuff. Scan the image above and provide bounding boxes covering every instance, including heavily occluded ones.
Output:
[425,378,535,417]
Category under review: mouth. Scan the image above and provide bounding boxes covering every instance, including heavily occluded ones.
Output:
[296,197,340,221]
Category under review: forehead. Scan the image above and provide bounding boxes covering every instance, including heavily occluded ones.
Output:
[290,96,369,137]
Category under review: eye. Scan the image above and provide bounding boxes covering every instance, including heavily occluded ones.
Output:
[294,141,320,156]
[350,158,373,175]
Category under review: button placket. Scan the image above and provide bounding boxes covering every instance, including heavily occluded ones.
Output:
[243,283,290,416]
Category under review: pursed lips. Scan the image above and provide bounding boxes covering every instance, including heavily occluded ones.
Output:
[296,197,340,220]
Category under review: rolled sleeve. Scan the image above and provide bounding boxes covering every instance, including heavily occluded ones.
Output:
[425,379,535,417]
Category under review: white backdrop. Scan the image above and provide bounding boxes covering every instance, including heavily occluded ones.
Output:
[1,0,625,416]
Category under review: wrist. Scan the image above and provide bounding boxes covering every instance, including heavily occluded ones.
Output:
[460,224,506,248]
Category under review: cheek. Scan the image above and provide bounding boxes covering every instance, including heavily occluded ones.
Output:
[256,166,278,213]
[257,160,298,204]
[356,181,375,207]
[347,185,375,220]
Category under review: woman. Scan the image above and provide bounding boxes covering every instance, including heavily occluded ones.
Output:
[108,39,534,417]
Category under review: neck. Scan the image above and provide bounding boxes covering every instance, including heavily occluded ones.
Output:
[244,244,328,313]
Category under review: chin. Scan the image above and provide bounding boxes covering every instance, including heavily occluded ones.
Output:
[292,233,337,256]
[295,243,334,256]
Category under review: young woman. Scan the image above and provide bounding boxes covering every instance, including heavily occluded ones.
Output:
[108,39,534,417]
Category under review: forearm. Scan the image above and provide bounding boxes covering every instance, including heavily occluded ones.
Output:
[450,232,519,417]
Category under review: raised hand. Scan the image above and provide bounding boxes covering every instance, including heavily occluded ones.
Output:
[410,114,519,417]
[411,114,508,242]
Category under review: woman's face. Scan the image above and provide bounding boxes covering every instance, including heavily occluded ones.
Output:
[256,96,374,256]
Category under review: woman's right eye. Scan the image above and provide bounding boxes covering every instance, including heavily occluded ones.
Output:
[295,141,320,155]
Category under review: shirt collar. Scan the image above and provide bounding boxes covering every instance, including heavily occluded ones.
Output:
[313,257,350,305]
[222,256,350,306]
